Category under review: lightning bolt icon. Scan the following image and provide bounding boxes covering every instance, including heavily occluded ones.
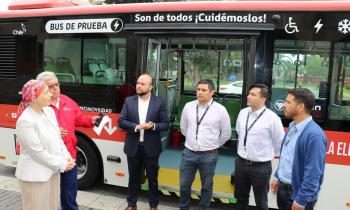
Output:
[314,19,323,34]
[113,20,120,31]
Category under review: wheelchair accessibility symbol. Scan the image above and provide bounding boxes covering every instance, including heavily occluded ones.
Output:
[285,17,299,34]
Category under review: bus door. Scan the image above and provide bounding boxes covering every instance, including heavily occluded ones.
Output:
[142,36,256,202]
[146,39,161,96]
[145,38,178,119]
[163,37,250,130]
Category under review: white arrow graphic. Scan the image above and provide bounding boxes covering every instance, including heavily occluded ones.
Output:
[104,117,117,135]
[93,115,117,135]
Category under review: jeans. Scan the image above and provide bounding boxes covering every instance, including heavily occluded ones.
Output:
[179,148,218,210]
[234,157,272,210]
[61,165,78,210]
[277,184,316,210]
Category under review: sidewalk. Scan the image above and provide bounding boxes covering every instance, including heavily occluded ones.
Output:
[0,165,237,210]
[0,165,179,210]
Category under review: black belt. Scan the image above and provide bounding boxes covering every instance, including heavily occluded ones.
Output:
[279,181,292,191]
[238,156,270,165]
[189,148,218,154]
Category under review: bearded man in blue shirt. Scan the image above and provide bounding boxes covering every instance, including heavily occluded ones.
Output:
[271,88,327,210]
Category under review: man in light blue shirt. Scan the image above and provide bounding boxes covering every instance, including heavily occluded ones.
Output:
[271,88,327,210]
[277,116,312,184]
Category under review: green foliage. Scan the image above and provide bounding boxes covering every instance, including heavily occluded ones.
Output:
[89,0,103,5]
[303,55,328,78]
[102,0,153,3]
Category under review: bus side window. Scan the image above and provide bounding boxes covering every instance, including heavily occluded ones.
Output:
[328,42,350,121]
[270,40,330,120]
[44,38,81,83]
[43,38,126,85]
[83,38,126,85]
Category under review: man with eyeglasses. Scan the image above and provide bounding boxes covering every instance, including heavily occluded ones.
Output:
[36,71,100,210]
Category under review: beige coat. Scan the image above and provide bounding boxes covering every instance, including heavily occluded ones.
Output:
[15,106,69,182]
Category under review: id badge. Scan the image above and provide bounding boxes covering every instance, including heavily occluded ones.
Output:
[193,142,200,151]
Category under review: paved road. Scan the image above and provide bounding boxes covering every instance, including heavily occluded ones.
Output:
[0,164,241,210]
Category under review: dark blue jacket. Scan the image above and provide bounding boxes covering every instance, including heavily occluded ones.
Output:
[118,95,169,157]
[276,120,327,206]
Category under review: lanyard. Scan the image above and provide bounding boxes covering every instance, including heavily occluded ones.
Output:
[243,108,266,147]
[196,101,214,140]
[284,127,297,146]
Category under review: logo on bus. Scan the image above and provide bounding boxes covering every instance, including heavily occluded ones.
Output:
[111,18,123,32]
[274,100,285,111]
[12,23,26,36]
[274,99,322,112]
[45,18,124,34]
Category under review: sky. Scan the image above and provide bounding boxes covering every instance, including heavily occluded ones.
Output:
[0,0,10,10]
[0,0,93,10]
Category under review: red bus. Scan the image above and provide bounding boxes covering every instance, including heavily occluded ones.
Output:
[0,0,349,209]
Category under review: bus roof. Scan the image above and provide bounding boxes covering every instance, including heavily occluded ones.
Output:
[8,0,90,10]
[3,0,350,19]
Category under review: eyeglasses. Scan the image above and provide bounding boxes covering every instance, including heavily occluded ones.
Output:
[48,83,60,88]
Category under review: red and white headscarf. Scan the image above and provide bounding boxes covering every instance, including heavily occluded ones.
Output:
[17,79,46,118]
[16,80,46,154]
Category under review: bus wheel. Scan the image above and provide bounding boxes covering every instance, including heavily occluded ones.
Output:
[76,135,100,190]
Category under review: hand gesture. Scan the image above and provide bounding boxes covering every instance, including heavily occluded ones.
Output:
[92,115,101,125]
[60,127,67,139]
[144,121,154,130]
[92,112,105,126]
[138,122,154,130]
[65,157,76,172]
[270,179,279,195]
[292,201,305,210]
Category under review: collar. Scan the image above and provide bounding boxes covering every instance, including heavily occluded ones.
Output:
[52,97,60,108]
[197,99,213,108]
[250,106,266,115]
[138,94,151,103]
[290,116,312,132]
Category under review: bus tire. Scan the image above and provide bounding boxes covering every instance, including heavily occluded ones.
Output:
[76,135,100,190]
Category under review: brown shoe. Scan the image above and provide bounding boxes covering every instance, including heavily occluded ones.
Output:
[124,207,137,210]
[150,208,158,210]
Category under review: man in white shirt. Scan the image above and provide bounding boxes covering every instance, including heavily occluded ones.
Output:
[179,79,232,210]
[234,84,285,210]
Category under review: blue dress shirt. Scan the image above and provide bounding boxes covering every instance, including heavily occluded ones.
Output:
[277,116,312,184]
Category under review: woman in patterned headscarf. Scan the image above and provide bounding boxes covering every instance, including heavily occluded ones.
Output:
[15,79,75,210]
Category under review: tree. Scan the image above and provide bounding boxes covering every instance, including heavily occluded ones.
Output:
[91,0,192,4]
[185,51,217,89]
[101,0,153,3]
[89,0,103,4]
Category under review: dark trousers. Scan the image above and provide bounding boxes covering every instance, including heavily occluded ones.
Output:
[234,157,272,210]
[61,165,78,210]
[277,183,316,210]
[126,144,159,208]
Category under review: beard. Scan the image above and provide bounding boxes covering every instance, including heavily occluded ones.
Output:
[284,110,296,119]
[137,91,149,97]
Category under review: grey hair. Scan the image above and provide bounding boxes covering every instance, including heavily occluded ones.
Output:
[36,71,57,82]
